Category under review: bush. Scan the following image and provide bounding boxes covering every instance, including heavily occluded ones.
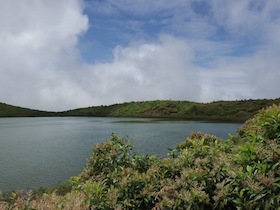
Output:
[238,104,280,141]
[1,105,279,209]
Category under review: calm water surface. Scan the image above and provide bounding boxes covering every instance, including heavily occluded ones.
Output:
[0,117,241,192]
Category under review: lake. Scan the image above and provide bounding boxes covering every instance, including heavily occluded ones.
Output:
[0,117,241,192]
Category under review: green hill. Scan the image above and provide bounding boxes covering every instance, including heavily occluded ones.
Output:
[1,98,280,122]
[0,102,54,117]
[61,98,280,122]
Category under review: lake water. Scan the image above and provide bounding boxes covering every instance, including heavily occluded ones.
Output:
[0,117,241,192]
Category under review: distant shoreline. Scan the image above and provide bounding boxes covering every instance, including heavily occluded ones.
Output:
[1,98,280,123]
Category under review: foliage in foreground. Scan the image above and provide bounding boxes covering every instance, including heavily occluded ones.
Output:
[0,105,279,209]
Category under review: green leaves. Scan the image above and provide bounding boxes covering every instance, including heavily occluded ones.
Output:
[1,104,279,209]
[76,105,280,209]
[239,104,280,142]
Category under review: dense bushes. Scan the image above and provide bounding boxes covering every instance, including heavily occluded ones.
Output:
[0,105,279,209]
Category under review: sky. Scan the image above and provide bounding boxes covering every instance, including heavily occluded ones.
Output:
[0,0,280,111]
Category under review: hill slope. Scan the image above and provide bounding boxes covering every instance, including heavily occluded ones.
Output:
[0,103,54,117]
[61,98,280,122]
[1,98,280,122]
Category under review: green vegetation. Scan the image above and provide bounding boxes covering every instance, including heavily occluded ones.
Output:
[1,104,279,209]
[62,98,280,122]
[1,98,280,122]
[0,103,54,117]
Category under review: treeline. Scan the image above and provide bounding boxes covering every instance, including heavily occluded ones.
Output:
[1,98,280,122]
[61,98,280,122]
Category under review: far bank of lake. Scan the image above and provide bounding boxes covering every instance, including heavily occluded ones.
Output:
[0,117,241,192]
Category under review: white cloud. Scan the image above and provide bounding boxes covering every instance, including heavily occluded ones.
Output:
[0,0,88,111]
[82,35,201,106]
[0,0,279,111]
[199,43,280,102]
[0,0,201,111]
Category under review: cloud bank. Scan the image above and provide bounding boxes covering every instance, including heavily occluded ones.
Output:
[0,0,279,111]
[82,35,201,105]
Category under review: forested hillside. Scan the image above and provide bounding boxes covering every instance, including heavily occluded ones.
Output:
[0,103,54,117]
[61,98,280,122]
[1,98,280,122]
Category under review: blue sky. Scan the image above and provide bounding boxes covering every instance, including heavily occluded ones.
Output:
[81,0,267,63]
[0,0,280,111]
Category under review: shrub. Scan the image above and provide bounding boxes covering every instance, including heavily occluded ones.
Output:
[1,104,279,209]
[238,104,280,142]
